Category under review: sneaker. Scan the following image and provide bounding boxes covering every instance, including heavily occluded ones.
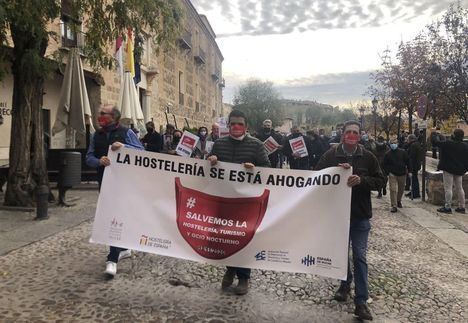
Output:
[455,207,466,214]
[221,268,236,290]
[333,285,350,302]
[234,278,249,295]
[391,207,398,213]
[104,261,117,277]
[354,304,373,321]
[397,201,403,208]
[118,249,132,261]
[437,207,452,214]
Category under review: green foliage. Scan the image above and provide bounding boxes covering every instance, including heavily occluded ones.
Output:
[233,79,284,131]
[0,0,183,77]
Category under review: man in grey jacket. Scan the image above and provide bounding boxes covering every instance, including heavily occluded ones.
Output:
[208,110,270,295]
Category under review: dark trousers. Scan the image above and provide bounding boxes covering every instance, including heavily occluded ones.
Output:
[99,180,127,263]
[411,172,420,198]
[227,266,251,279]
[107,246,127,263]
[341,218,371,305]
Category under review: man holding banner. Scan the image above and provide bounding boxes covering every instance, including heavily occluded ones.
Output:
[208,110,270,295]
[315,120,384,321]
[86,104,144,277]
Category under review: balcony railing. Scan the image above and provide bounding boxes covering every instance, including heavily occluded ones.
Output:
[194,46,206,65]
[178,30,192,50]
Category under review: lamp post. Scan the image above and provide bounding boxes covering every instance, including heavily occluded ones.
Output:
[359,106,365,130]
[372,97,378,138]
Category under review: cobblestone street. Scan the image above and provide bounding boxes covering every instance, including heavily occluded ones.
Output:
[0,191,467,322]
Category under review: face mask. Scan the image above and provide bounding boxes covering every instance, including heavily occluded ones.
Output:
[230,124,246,138]
[98,115,113,128]
[362,134,369,141]
[200,131,207,137]
[146,127,154,133]
[390,143,398,150]
[263,127,271,133]
[173,136,181,144]
[344,133,360,146]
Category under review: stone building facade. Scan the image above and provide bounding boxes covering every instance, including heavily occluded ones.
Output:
[0,0,224,163]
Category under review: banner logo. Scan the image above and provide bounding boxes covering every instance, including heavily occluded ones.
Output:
[301,255,315,267]
[175,177,270,260]
[255,250,266,261]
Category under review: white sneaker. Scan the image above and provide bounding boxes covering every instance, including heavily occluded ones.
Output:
[104,261,117,276]
[118,249,132,261]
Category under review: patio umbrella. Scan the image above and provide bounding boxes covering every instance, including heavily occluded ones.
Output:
[118,71,146,135]
[52,47,95,137]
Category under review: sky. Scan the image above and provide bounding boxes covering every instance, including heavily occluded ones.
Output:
[191,0,466,107]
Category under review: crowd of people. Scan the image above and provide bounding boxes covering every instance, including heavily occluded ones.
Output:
[85,104,467,321]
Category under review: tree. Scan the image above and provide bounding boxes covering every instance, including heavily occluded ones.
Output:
[233,79,284,132]
[0,0,182,206]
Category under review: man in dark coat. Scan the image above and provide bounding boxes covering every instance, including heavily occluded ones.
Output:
[208,110,270,295]
[383,139,411,212]
[86,104,144,277]
[431,128,468,213]
[141,121,162,153]
[315,120,384,321]
[255,119,284,168]
[283,126,313,170]
[406,134,423,199]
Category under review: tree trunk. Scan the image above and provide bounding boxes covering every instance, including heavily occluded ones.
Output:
[408,106,413,134]
[4,25,49,206]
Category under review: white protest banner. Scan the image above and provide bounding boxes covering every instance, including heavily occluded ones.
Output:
[219,127,230,138]
[175,131,199,157]
[205,141,214,154]
[91,148,352,279]
[217,117,227,128]
[289,136,308,157]
[263,136,281,155]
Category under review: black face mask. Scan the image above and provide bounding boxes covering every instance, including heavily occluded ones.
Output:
[263,127,271,133]
[173,137,181,145]
[146,127,154,133]
[292,132,301,138]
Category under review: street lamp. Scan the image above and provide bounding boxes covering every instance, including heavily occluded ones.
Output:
[359,106,365,130]
[372,98,378,138]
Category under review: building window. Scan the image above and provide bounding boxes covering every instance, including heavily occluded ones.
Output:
[61,0,81,48]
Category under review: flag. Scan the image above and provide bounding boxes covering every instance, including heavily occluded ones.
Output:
[126,28,135,77]
[115,36,123,78]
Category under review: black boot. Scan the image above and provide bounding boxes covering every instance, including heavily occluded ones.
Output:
[221,268,236,290]
[333,284,350,302]
[354,304,373,320]
[234,278,249,295]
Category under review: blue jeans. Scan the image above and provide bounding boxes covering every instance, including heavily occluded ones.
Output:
[341,218,371,305]
[227,266,251,279]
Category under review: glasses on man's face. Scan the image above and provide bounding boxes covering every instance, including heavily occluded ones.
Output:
[99,111,113,116]
[345,130,359,135]
[230,122,245,126]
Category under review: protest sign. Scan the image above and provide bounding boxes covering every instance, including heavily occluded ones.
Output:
[219,127,230,138]
[91,148,352,279]
[289,137,308,157]
[263,136,281,155]
[175,131,199,157]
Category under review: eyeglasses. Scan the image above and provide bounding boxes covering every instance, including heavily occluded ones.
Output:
[99,111,113,116]
[230,122,245,126]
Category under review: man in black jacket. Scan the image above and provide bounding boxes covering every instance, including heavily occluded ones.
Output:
[432,128,468,214]
[141,121,162,153]
[255,119,284,168]
[208,110,270,295]
[383,139,411,213]
[315,120,384,321]
[283,126,313,170]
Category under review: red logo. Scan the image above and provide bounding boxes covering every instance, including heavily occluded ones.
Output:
[175,178,270,260]
[182,136,196,148]
[292,140,304,150]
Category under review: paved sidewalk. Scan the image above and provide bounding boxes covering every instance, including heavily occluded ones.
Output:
[0,189,98,255]
[374,192,468,257]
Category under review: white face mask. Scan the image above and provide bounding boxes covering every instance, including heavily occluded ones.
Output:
[200,131,207,136]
